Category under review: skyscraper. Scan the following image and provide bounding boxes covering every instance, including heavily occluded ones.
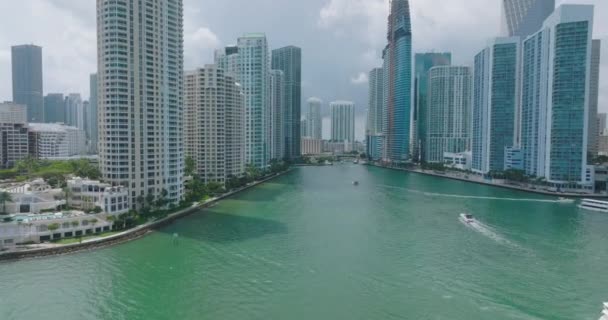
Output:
[306,97,322,140]
[271,46,302,160]
[237,33,271,168]
[413,53,452,161]
[270,70,285,160]
[330,101,355,143]
[97,0,185,207]
[184,66,245,184]
[366,68,384,160]
[43,93,65,124]
[587,39,601,156]
[11,44,44,122]
[521,5,593,185]
[0,103,29,168]
[472,37,521,174]
[426,66,472,163]
[65,93,84,131]
[502,0,555,38]
[383,0,412,163]
[88,74,98,154]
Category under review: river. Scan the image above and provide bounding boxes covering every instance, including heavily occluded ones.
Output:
[1,165,607,319]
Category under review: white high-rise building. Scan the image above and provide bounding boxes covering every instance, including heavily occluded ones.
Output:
[28,123,86,159]
[306,97,322,140]
[0,103,29,168]
[330,101,355,143]
[521,5,594,185]
[184,66,245,184]
[426,66,472,163]
[97,0,185,208]
[88,74,98,154]
[270,70,285,160]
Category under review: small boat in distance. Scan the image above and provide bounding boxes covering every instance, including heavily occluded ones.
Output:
[579,199,608,213]
[459,213,475,223]
[599,302,608,320]
[556,197,575,204]
[353,159,359,164]
[352,181,359,186]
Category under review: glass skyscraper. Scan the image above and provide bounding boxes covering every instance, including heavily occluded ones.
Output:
[11,44,44,122]
[502,0,555,38]
[271,46,302,160]
[521,5,594,184]
[413,53,451,162]
[43,93,65,124]
[383,0,412,163]
[472,37,521,174]
[426,66,472,163]
[366,68,384,160]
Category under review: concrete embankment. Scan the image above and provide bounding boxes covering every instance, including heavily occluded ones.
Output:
[0,171,290,262]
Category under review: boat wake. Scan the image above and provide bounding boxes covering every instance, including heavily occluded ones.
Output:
[378,184,567,203]
[459,217,518,248]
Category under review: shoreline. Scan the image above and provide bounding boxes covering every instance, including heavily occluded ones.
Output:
[371,164,608,199]
[0,170,290,262]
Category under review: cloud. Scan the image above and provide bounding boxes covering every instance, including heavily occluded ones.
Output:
[184,27,221,69]
[350,72,369,85]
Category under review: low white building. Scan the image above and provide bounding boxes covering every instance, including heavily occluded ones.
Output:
[67,177,129,215]
[301,138,322,155]
[443,151,472,170]
[28,123,86,159]
[1,179,64,214]
[0,211,115,247]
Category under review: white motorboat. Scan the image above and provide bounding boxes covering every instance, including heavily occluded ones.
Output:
[459,213,475,223]
[579,199,608,213]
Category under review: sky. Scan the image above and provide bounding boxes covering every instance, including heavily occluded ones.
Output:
[0,0,606,140]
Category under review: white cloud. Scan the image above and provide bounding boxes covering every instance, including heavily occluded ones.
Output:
[350,72,369,85]
[184,27,221,69]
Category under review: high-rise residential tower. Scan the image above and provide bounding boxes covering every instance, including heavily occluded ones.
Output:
[366,68,385,160]
[43,93,65,124]
[270,70,285,160]
[65,94,84,131]
[502,0,555,38]
[383,0,412,163]
[11,44,44,122]
[521,5,593,185]
[88,74,98,154]
[413,53,452,161]
[271,46,302,160]
[306,97,322,140]
[237,33,271,168]
[184,65,245,184]
[472,37,521,174]
[97,0,185,208]
[330,101,355,143]
[0,103,29,168]
[587,40,601,156]
[426,66,472,163]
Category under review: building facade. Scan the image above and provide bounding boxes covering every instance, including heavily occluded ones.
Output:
[521,5,594,184]
[44,94,65,124]
[11,44,44,122]
[0,103,29,168]
[306,97,322,140]
[426,66,472,163]
[28,123,86,159]
[366,68,385,161]
[330,101,355,143]
[271,46,302,160]
[65,94,84,131]
[502,0,555,38]
[472,37,521,174]
[88,74,99,154]
[413,53,452,161]
[184,66,245,185]
[301,138,322,155]
[97,0,185,208]
[270,70,285,160]
[383,0,412,162]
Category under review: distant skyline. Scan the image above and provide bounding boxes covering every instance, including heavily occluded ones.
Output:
[0,0,606,140]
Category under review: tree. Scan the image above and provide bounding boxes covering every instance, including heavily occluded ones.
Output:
[71,220,79,228]
[0,192,12,215]
[62,186,72,209]
[185,156,196,177]
[70,159,101,180]
[245,164,261,181]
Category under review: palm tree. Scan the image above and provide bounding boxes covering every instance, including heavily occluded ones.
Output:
[0,192,12,215]
[62,186,72,209]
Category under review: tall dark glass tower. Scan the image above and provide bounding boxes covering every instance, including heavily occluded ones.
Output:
[11,44,44,122]
[271,46,302,160]
[383,0,412,162]
[502,0,555,38]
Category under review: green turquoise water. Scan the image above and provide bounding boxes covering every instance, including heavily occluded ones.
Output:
[1,165,607,319]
